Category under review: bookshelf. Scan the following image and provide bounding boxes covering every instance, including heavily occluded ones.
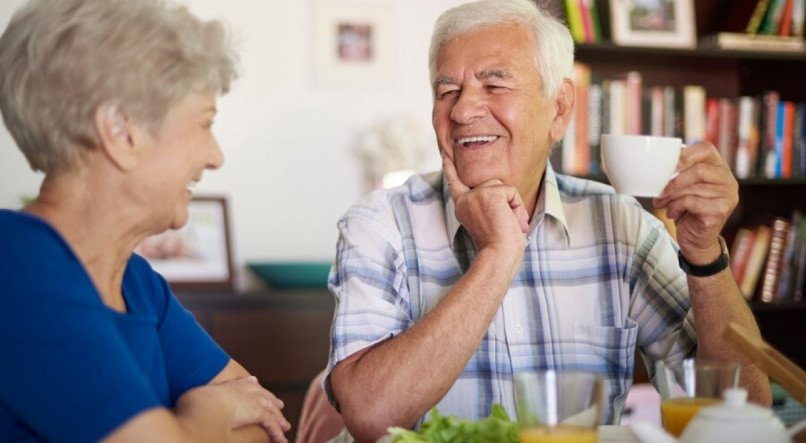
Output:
[546,0,806,369]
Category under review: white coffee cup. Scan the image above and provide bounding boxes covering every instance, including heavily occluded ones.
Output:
[600,134,682,197]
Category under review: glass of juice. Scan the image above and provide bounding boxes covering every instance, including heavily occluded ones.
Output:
[657,359,740,437]
[514,371,603,443]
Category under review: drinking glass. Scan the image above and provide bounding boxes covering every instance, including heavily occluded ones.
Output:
[656,358,740,437]
[514,370,604,443]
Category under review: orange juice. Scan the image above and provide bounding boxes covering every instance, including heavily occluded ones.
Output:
[660,397,720,437]
[519,424,597,443]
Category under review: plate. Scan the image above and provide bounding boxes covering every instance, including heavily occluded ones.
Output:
[247,261,332,288]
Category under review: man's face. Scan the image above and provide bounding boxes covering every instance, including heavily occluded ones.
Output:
[432,23,559,202]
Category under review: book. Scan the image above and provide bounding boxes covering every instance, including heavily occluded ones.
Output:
[699,33,806,51]
[683,85,706,145]
[705,98,721,146]
[730,227,757,291]
[781,101,796,178]
[761,0,786,34]
[776,211,802,299]
[564,0,586,43]
[735,96,760,179]
[761,91,780,178]
[760,217,791,302]
[792,218,806,301]
[793,0,805,36]
[747,0,773,33]
[608,79,626,135]
[719,98,738,173]
[779,0,795,35]
[797,103,806,176]
[742,225,772,299]
[624,71,642,135]
[578,0,595,42]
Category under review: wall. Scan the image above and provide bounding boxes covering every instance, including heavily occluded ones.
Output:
[0,0,466,289]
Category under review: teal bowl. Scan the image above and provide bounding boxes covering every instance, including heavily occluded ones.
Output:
[247,261,332,288]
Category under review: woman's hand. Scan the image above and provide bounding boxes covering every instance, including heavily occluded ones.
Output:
[177,376,291,442]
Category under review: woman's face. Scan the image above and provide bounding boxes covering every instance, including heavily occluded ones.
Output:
[134,91,223,231]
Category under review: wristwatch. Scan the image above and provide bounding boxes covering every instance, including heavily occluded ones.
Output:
[678,236,730,277]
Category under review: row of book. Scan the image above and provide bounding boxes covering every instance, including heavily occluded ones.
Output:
[730,211,806,303]
[563,0,603,44]
[746,0,805,37]
[560,63,806,180]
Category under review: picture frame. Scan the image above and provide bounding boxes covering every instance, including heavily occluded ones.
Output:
[609,0,696,49]
[135,196,234,291]
[314,0,395,86]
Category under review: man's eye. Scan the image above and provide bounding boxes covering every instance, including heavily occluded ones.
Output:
[438,90,459,99]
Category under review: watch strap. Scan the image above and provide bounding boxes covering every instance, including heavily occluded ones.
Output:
[678,236,730,277]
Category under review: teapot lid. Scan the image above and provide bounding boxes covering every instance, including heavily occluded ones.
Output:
[696,388,775,422]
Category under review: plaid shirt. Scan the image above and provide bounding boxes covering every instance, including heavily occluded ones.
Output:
[325,164,697,425]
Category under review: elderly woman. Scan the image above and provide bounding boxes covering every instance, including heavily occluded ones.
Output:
[0,0,289,441]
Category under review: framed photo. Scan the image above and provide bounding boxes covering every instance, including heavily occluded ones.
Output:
[609,0,696,48]
[135,196,234,291]
[314,0,395,86]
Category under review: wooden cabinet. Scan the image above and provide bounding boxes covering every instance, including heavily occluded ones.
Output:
[177,289,334,442]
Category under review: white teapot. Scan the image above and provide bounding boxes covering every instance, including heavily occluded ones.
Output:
[631,388,806,443]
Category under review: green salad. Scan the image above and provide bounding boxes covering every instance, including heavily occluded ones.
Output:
[388,403,519,443]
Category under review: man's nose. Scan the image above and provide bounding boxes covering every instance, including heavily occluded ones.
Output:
[450,89,487,124]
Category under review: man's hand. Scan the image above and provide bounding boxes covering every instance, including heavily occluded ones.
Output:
[653,142,738,264]
[443,153,529,261]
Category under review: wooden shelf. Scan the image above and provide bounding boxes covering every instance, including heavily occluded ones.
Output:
[576,42,806,62]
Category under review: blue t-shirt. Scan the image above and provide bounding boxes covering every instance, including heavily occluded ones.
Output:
[0,209,230,442]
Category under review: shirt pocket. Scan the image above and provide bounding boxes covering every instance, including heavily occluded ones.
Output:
[568,320,638,380]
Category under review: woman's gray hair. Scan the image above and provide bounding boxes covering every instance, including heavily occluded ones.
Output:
[0,0,239,175]
[428,0,573,98]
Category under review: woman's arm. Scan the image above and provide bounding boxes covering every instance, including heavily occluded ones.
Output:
[102,360,290,443]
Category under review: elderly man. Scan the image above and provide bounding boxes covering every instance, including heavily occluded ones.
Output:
[325,0,771,441]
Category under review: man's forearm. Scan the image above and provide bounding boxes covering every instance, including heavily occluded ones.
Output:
[331,247,521,442]
[688,268,772,405]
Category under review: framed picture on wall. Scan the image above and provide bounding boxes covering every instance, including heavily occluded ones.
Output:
[314,0,395,86]
[135,196,234,291]
[609,0,696,48]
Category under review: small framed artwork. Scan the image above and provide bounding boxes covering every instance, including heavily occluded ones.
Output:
[314,0,395,86]
[135,196,234,291]
[609,0,696,49]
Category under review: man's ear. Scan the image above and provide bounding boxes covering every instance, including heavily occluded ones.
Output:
[94,104,138,171]
[549,78,575,142]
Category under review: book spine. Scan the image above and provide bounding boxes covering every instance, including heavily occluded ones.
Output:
[742,225,772,299]
[578,0,595,42]
[782,101,795,178]
[650,86,664,137]
[588,0,603,42]
[760,217,791,302]
[792,217,806,301]
[798,103,806,176]
[762,91,780,178]
[662,86,677,138]
[718,98,736,169]
[735,96,756,179]
[793,0,805,36]
[564,0,586,43]
[779,0,795,35]
[705,98,721,146]
[625,71,642,135]
[609,79,626,135]
[683,85,706,145]
[776,211,802,300]
[730,227,757,292]
[747,0,773,33]
[775,101,786,177]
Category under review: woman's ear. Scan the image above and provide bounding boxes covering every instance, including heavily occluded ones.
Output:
[94,104,137,171]
[549,78,575,142]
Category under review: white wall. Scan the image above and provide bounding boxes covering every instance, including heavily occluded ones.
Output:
[0,0,466,289]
